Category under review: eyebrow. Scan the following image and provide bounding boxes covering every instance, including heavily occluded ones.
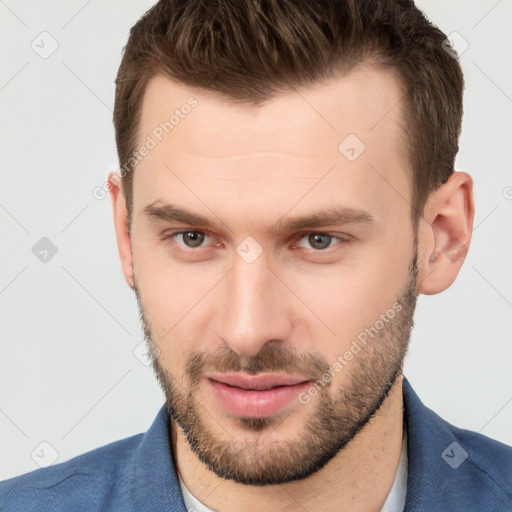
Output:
[269,206,374,234]
[143,201,374,235]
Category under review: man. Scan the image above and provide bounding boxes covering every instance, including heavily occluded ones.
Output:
[1,0,511,510]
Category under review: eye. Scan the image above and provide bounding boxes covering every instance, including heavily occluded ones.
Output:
[163,230,349,254]
[169,230,210,248]
[295,232,348,251]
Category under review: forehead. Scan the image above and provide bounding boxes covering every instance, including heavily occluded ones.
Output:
[133,64,410,228]
[138,64,406,157]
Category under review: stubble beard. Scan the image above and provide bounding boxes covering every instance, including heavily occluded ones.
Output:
[134,253,418,486]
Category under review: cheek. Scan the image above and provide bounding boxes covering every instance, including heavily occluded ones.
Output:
[131,237,221,366]
[285,239,413,358]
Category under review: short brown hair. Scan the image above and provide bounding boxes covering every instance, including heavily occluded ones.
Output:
[114,0,464,224]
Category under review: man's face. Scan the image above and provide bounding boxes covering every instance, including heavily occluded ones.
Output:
[129,65,418,485]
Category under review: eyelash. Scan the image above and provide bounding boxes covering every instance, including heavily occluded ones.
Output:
[162,230,350,253]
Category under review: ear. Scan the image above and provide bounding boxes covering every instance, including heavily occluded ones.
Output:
[417,171,474,295]
[108,172,134,289]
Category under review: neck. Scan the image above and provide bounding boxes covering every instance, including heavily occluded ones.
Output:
[171,376,405,512]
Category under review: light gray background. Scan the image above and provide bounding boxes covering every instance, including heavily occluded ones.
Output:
[1,0,511,480]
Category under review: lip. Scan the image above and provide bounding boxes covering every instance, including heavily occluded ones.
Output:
[205,373,312,418]
[205,373,310,390]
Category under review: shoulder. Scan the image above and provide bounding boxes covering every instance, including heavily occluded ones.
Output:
[403,377,512,510]
[447,421,512,494]
[0,404,185,512]
[430,419,512,511]
[0,433,143,512]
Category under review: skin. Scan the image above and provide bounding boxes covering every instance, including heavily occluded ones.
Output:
[109,63,474,511]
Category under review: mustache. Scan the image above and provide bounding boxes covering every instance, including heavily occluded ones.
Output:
[185,344,331,384]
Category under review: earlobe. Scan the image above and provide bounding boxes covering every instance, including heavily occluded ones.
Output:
[417,172,474,295]
[108,171,134,289]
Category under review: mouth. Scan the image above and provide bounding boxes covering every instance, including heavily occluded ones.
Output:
[204,373,313,418]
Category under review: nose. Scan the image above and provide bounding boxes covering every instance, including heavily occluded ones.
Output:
[215,252,293,356]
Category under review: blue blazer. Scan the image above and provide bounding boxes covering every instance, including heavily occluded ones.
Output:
[1,378,511,511]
